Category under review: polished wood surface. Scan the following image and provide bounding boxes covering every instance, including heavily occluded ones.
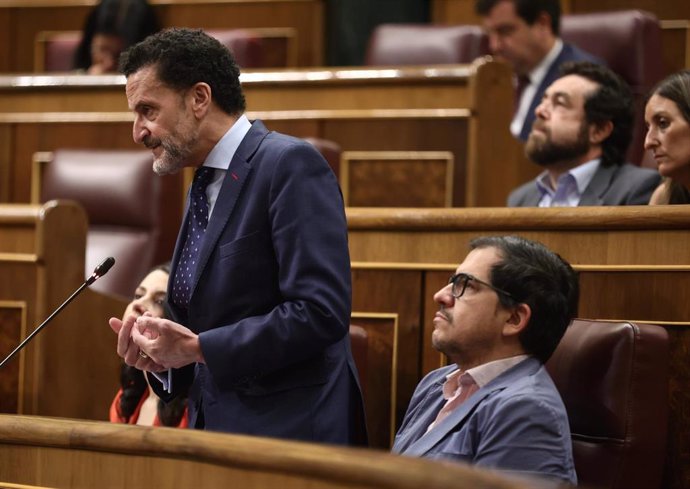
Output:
[0,0,323,72]
[350,313,398,449]
[0,62,530,207]
[0,201,125,421]
[346,205,690,489]
[0,415,556,489]
[341,151,454,207]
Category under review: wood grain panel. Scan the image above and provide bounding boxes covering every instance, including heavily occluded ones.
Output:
[350,269,421,433]
[350,313,398,449]
[0,302,26,414]
[341,151,453,207]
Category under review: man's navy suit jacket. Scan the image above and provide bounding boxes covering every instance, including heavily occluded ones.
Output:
[152,120,365,445]
[517,42,601,141]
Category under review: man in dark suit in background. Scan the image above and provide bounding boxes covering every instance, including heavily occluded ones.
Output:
[508,62,659,207]
[109,28,366,444]
[476,0,600,140]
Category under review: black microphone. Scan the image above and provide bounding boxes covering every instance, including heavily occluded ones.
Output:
[0,257,116,369]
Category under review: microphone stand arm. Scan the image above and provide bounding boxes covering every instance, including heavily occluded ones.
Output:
[0,280,89,369]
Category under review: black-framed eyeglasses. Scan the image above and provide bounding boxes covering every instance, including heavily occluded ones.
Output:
[448,272,515,300]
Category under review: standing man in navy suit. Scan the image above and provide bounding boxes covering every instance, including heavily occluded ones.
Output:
[476,0,600,140]
[393,236,578,484]
[109,28,366,445]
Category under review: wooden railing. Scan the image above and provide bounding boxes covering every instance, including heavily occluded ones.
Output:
[0,415,561,489]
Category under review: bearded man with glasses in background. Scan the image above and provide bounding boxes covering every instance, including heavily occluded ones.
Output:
[392,235,579,485]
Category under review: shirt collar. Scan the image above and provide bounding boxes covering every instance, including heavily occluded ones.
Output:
[528,38,563,90]
[536,158,601,197]
[443,354,530,396]
[202,114,252,171]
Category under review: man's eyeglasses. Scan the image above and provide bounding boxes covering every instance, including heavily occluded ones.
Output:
[448,272,515,300]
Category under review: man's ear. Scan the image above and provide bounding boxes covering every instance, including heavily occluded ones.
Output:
[589,120,613,145]
[503,302,531,337]
[533,12,553,33]
[189,82,212,118]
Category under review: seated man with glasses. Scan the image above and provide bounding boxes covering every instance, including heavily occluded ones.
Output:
[392,235,578,484]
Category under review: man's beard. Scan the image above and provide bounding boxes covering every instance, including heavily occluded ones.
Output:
[526,121,590,167]
[146,130,198,176]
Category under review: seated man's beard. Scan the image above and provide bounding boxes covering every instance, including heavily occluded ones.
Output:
[526,124,591,167]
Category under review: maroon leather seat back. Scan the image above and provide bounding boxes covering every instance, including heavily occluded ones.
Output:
[205,29,266,68]
[365,24,488,66]
[561,10,664,167]
[546,319,669,488]
[40,149,182,298]
[41,32,81,72]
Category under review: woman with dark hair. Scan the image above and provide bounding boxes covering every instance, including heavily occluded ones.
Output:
[644,70,690,204]
[74,0,159,74]
[109,263,188,427]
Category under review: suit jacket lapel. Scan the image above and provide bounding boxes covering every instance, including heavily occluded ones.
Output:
[579,163,616,205]
[402,358,541,456]
[402,387,496,456]
[393,383,447,453]
[524,185,543,206]
[188,119,269,302]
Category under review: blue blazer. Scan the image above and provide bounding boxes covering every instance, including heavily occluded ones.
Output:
[518,42,601,141]
[153,120,365,445]
[392,358,577,484]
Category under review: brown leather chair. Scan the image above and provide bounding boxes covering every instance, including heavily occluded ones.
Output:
[33,150,182,299]
[205,29,266,69]
[303,137,342,177]
[546,319,669,489]
[561,10,664,167]
[365,24,488,66]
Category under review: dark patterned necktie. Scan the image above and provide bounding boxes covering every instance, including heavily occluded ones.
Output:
[172,166,215,308]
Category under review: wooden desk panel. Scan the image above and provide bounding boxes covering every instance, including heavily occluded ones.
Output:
[1,0,323,73]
